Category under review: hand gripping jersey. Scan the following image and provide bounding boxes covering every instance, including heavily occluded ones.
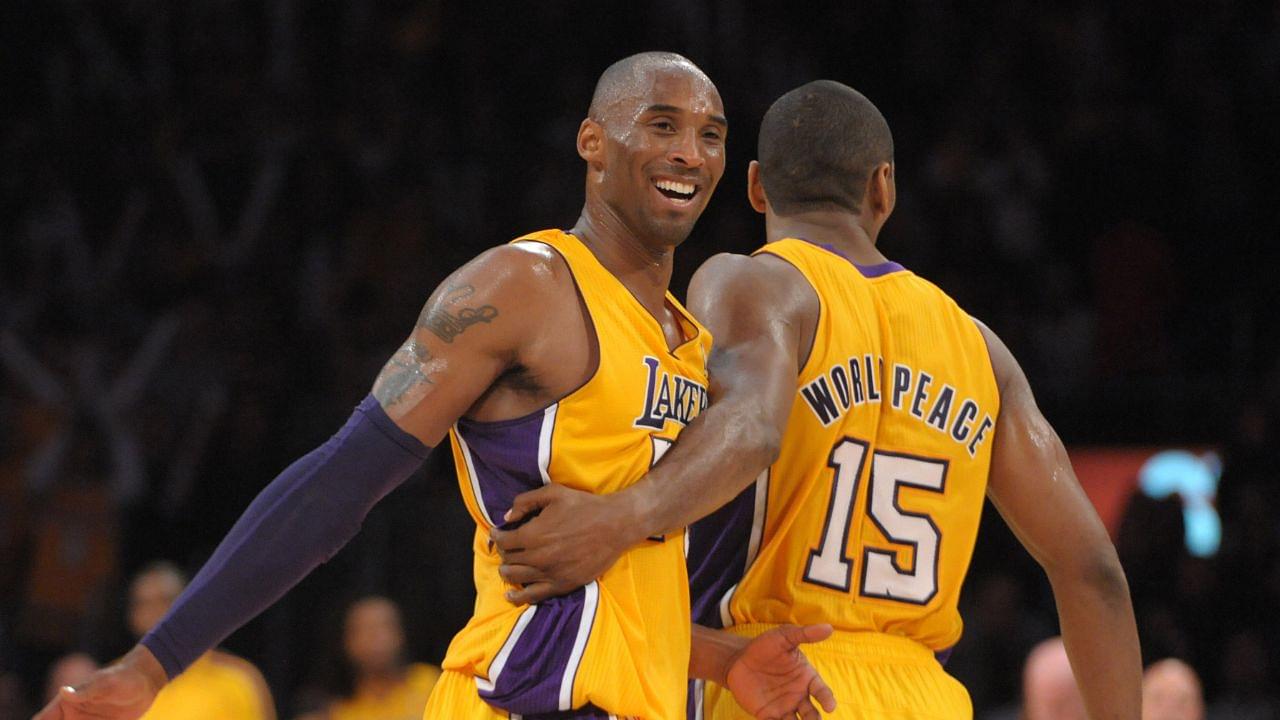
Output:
[687,238,999,655]
[440,230,712,719]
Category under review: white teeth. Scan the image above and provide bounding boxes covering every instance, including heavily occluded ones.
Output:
[655,179,696,196]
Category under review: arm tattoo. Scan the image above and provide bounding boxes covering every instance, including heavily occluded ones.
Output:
[373,339,438,407]
[418,285,498,343]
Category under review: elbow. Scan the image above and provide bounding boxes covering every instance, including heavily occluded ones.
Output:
[1051,546,1131,606]
[743,416,782,468]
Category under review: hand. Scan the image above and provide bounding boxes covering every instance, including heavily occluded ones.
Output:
[724,624,837,720]
[490,484,643,604]
[33,646,167,720]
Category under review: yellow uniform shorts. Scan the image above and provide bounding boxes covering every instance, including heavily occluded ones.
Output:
[700,625,972,720]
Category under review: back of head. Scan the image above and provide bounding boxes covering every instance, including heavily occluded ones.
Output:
[757,80,893,216]
[1023,637,1087,720]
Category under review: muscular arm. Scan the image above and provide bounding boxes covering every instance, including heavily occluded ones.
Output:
[977,319,1141,720]
[493,252,815,602]
[35,244,569,720]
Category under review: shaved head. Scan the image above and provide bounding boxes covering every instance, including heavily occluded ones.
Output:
[588,52,717,122]
[758,80,893,215]
[575,51,726,249]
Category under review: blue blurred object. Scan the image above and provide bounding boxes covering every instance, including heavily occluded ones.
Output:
[1138,450,1222,557]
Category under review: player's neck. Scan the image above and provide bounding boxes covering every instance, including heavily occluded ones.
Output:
[766,210,888,266]
[571,204,674,315]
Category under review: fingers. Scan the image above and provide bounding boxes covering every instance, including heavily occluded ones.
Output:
[779,623,833,647]
[504,580,559,605]
[502,485,558,525]
[497,563,546,587]
[796,696,822,720]
[489,527,525,559]
[809,672,837,713]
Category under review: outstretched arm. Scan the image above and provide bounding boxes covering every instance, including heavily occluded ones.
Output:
[977,319,1141,720]
[493,252,816,603]
[34,245,560,720]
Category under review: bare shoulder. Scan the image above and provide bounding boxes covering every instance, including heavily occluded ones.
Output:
[689,252,817,322]
[970,316,1029,401]
[446,241,574,303]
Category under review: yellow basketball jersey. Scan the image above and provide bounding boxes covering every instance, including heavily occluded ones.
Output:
[441,229,711,719]
[687,238,999,655]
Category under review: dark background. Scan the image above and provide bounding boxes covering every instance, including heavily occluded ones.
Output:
[2,1,1278,717]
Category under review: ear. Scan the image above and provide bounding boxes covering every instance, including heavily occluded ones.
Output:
[746,160,768,215]
[577,118,605,171]
[867,161,896,218]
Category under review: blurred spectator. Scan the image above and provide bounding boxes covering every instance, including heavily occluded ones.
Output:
[43,652,98,704]
[1143,658,1204,720]
[1023,637,1086,720]
[326,596,439,720]
[128,562,276,720]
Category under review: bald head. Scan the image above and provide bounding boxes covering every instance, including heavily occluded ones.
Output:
[1023,637,1087,720]
[1143,659,1204,720]
[588,52,717,122]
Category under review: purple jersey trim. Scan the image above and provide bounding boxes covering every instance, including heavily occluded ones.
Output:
[935,645,955,666]
[522,706,616,719]
[478,586,596,715]
[455,409,548,527]
[791,237,907,278]
[458,409,612,716]
[686,482,758,628]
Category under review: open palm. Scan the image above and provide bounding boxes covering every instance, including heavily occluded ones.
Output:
[725,624,837,720]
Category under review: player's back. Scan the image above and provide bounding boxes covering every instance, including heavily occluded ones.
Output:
[689,236,999,661]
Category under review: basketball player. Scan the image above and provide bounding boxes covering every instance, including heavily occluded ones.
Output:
[34,54,835,720]
[493,81,1142,718]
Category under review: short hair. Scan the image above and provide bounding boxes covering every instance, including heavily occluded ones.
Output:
[757,80,893,215]
[588,51,705,120]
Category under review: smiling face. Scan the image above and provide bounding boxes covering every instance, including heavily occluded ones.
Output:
[582,61,726,248]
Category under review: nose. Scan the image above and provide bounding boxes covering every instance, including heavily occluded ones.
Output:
[667,127,705,169]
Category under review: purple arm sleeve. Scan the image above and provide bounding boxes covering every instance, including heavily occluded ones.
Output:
[140,395,431,679]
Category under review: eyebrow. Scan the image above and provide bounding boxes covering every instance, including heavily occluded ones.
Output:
[643,103,729,128]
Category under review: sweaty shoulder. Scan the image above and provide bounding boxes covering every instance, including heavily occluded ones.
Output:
[689,252,820,368]
[970,316,1024,400]
[423,242,578,348]
[689,252,818,329]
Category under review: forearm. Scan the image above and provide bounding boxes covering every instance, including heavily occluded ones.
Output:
[140,396,429,678]
[689,624,748,684]
[628,398,779,540]
[1049,558,1142,720]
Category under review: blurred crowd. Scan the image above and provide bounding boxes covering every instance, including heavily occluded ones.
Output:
[2,0,1278,717]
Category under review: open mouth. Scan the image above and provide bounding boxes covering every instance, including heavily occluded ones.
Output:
[653,178,699,204]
